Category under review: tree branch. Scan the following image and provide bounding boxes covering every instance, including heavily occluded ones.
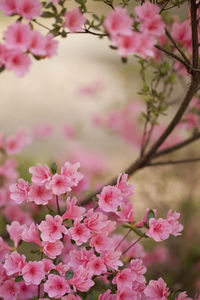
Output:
[147,157,200,166]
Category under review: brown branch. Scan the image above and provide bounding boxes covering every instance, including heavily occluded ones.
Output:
[153,133,200,158]
[147,157,200,166]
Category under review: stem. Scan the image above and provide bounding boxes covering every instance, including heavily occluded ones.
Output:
[147,157,200,166]
[56,195,61,215]
[121,234,145,257]
[114,229,131,251]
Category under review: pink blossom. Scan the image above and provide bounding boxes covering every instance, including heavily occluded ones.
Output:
[135,2,159,20]
[5,49,31,77]
[99,289,116,300]
[4,23,31,51]
[7,221,25,248]
[61,162,83,188]
[104,7,133,37]
[113,32,139,57]
[17,282,37,300]
[0,0,17,16]
[113,268,134,289]
[140,15,165,37]
[102,249,123,270]
[172,20,191,49]
[62,196,85,221]
[44,274,70,298]
[97,185,123,212]
[116,173,134,199]
[64,8,86,33]
[44,34,58,58]
[42,240,64,258]
[146,218,171,242]
[41,258,55,274]
[47,174,71,195]
[22,261,45,285]
[29,30,46,56]
[28,184,52,205]
[3,204,32,225]
[69,247,94,269]
[69,266,94,292]
[4,251,26,276]
[116,202,134,223]
[22,223,42,246]
[0,158,18,182]
[90,233,111,253]
[62,295,82,300]
[0,278,20,300]
[69,219,91,245]
[29,163,52,185]
[62,122,77,139]
[137,32,156,58]
[136,208,157,227]
[16,0,42,20]
[87,256,107,275]
[33,123,54,138]
[10,178,30,204]
[116,288,137,299]
[130,258,147,280]
[5,129,31,155]
[166,210,183,236]
[84,209,106,233]
[144,277,170,300]
[176,292,192,300]
[38,214,68,242]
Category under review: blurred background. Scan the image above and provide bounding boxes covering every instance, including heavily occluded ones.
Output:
[0,2,200,296]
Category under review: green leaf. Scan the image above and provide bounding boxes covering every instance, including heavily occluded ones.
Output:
[51,162,57,174]
[15,276,23,282]
[147,210,155,223]
[41,11,55,18]
[132,228,145,237]
[50,269,60,275]
[65,269,74,280]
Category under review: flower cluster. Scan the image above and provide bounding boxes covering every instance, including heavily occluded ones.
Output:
[0,159,192,299]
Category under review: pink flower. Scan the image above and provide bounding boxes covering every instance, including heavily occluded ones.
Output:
[29,30,46,56]
[130,258,146,280]
[116,287,137,299]
[87,256,107,275]
[10,178,30,204]
[84,209,106,233]
[42,240,64,259]
[16,0,42,20]
[0,0,17,16]
[22,261,45,285]
[4,23,31,51]
[5,49,31,77]
[61,162,83,188]
[116,202,134,223]
[146,218,171,242]
[69,247,94,269]
[18,282,37,300]
[176,292,192,300]
[28,183,52,205]
[5,129,31,155]
[104,7,133,37]
[144,277,170,300]
[166,210,183,236]
[7,221,25,248]
[116,173,134,199]
[172,20,191,48]
[41,258,55,274]
[47,174,71,195]
[113,32,139,57]
[69,266,94,292]
[44,34,58,58]
[0,278,20,300]
[4,251,26,276]
[136,32,156,58]
[136,208,157,228]
[64,8,86,33]
[22,223,42,246]
[140,15,165,37]
[135,2,159,20]
[102,249,123,270]
[62,295,82,300]
[99,289,116,300]
[29,163,52,185]
[62,196,85,221]
[97,185,123,212]
[113,268,134,289]
[38,214,68,242]
[90,233,111,253]
[44,274,70,298]
[69,219,91,245]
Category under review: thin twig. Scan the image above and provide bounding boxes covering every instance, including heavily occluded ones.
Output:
[114,229,131,251]
[121,234,145,256]
[148,157,200,166]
